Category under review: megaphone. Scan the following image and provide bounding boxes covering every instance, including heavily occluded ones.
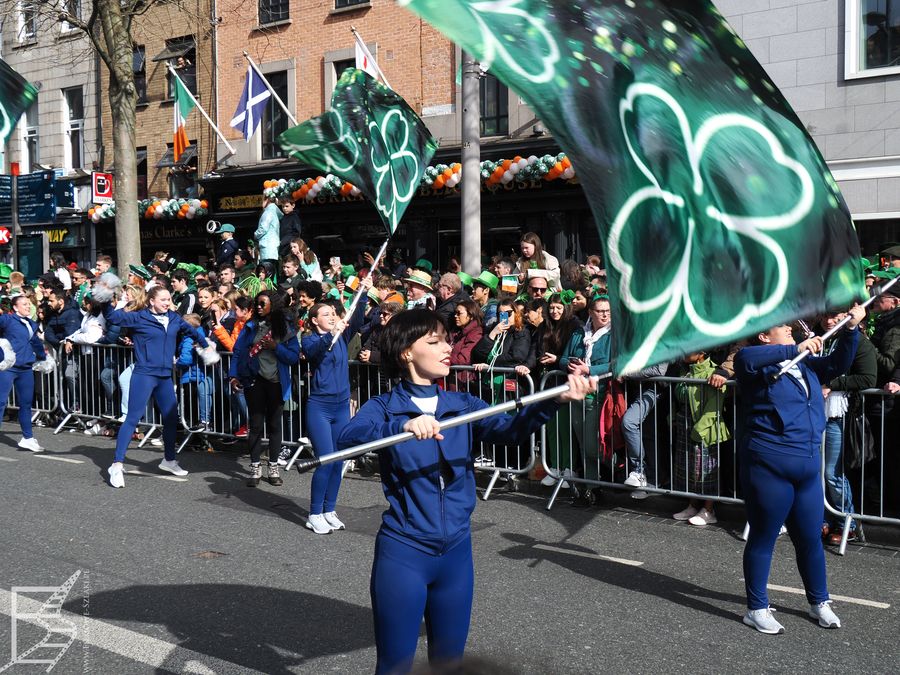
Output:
[206,220,220,234]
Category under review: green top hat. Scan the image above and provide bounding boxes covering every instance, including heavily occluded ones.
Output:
[413,258,433,273]
[472,270,499,291]
[128,264,152,281]
[457,271,474,288]
[0,263,12,284]
[340,264,356,279]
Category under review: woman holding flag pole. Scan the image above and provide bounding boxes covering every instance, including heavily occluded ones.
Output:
[337,309,595,673]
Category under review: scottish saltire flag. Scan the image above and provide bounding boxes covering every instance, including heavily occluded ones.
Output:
[278,68,437,234]
[0,58,38,144]
[400,0,864,374]
[172,72,196,163]
[230,66,272,140]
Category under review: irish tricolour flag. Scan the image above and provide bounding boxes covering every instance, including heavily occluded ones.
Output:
[172,74,195,163]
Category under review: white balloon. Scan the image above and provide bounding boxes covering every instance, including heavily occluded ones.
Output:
[350,187,361,196]
[445,176,457,188]
[316,177,326,187]
[92,213,100,222]
[501,171,513,183]
[153,211,162,219]
[563,167,575,179]
[155,205,163,214]
[187,207,196,216]
[191,199,201,208]
[527,155,538,164]
[518,158,528,170]
[508,163,520,175]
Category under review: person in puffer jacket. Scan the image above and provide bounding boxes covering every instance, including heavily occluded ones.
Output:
[337,309,595,675]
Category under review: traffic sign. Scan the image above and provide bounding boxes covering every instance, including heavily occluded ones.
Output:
[0,227,10,245]
[92,171,114,204]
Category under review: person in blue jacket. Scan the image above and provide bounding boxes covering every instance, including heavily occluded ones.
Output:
[228,290,300,487]
[734,305,864,635]
[337,309,595,674]
[302,277,372,534]
[0,295,49,452]
[103,285,210,488]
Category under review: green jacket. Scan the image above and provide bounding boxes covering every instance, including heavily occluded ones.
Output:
[674,358,731,447]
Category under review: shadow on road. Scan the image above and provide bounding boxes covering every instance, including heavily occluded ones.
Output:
[63,583,375,673]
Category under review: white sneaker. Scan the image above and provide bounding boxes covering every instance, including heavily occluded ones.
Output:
[631,490,649,500]
[473,454,494,468]
[323,511,346,530]
[159,459,188,477]
[18,436,43,453]
[809,601,841,628]
[688,508,717,527]
[84,423,102,436]
[305,513,333,535]
[778,525,788,536]
[743,607,785,634]
[673,505,699,521]
[150,438,163,447]
[624,471,647,488]
[108,462,125,488]
[540,474,558,486]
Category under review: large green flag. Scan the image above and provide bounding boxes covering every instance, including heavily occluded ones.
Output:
[278,68,438,235]
[401,0,864,373]
[0,58,38,144]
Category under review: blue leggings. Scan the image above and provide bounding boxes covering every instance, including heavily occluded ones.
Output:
[115,373,178,463]
[741,449,829,610]
[307,397,350,515]
[0,367,35,439]
[371,533,474,675]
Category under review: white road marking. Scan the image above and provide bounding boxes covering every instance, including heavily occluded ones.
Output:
[0,587,267,673]
[767,584,891,609]
[125,470,189,483]
[0,456,17,462]
[534,543,644,567]
[33,455,84,464]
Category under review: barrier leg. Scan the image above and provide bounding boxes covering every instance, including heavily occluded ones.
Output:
[176,432,193,455]
[837,513,853,556]
[138,425,157,448]
[741,521,750,541]
[546,475,567,511]
[482,469,501,501]
[53,414,74,435]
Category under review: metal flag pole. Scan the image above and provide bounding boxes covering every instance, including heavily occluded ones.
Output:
[242,52,299,126]
[166,64,236,157]
[350,26,392,88]
[327,237,390,351]
[772,275,899,381]
[292,383,573,473]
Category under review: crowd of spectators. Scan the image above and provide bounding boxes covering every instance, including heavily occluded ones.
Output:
[3,223,899,536]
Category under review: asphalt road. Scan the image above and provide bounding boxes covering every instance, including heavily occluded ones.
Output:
[0,425,898,674]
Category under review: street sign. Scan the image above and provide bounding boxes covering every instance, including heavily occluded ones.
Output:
[17,171,56,225]
[0,175,11,225]
[92,171,114,204]
[0,227,10,245]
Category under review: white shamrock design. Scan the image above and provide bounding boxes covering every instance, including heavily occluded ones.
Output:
[370,109,421,231]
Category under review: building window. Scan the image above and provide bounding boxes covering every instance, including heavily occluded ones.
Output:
[480,72,508,137]
[63,87,84,171]
[23,102,39,173]
[18,1,37,41]
[333,58,354,82]
[846,1,900,79]
[335,0,369,8]
[134,46,147,104]
[159,36,197,98]
[61,0,81,31]
[136,147,148,200]
[157,143,198,198]
[259,0,289,25]
[262,71,289,160]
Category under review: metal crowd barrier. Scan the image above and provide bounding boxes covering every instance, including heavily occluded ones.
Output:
[6,345,60,423]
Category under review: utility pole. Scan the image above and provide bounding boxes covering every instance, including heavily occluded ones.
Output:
[460,51,481,276]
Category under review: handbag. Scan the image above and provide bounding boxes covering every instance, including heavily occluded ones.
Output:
[844,393,875,470]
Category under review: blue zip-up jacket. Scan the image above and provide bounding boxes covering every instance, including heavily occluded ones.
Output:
[177,327,208,384]
[228,319,300,402]
[301,300,367,402]
[734,327,859,456]
[103,306,204,376]
[42,299,82,347]
[0,313,46,367]
[337,380,559,555]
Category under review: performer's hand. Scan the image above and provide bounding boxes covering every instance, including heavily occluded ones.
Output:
[797,336,823,355]
[885,381,900,394]
[360,275,373,292]
[821,386,832,398]
[707,373,727,388]
[557,374,598,402]
[359,349,371,363]
[404,414,443,440]
[847,305,865,328]
[230,377,243,392]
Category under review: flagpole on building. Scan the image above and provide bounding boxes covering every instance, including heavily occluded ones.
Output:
[350,26,391,88]
[166,64,237,157]
[241,52,298,127]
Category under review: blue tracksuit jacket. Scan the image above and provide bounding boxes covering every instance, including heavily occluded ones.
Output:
[0,313,46,366]
[104,306,205,376]
[301,300,366,402]
[337,380,559,554]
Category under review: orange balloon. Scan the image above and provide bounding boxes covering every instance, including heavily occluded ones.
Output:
[200,200,208,208]
[177,211,186,219]
[442,168,453,179]
[434,175,446,189]
[88,208,95,216]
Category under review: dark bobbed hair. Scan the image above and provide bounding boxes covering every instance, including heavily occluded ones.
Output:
[380,309,446,379]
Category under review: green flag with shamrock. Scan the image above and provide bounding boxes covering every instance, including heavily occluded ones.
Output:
[278,68,438,234]
[400,0,864,374]
[0,58,38,144]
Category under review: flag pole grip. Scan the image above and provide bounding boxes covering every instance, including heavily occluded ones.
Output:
[327,237,390,352]
[771,275,899,382]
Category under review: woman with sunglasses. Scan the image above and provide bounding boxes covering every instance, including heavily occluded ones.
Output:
[303,275,373,534]
[337,309,595,674]
[229,291,300,487]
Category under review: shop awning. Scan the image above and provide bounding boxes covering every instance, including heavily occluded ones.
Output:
[151,43,193,62]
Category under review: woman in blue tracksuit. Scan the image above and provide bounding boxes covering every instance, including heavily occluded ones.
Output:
[302,279,371,535]
[337,309,594,674]
[103,285,209,488]
[228,291,300,488]
[734,305,864,635]
[0,295,49,452]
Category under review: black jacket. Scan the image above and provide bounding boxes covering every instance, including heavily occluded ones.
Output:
[279,212,302,258]
[217,238,239,268]
[828,332,877,392]
[43,299,83,346]
[871,306,900,385]
[434,289,469,328]
[472,328,530,367]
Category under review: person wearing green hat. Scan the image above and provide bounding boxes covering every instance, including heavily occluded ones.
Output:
[0,263,12,292]
[128,264,152,285]
[412,258,433,274]
[457,271,473,290]
[471,270,499,328]
[882,244,900,269]
[216,223,239,268]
